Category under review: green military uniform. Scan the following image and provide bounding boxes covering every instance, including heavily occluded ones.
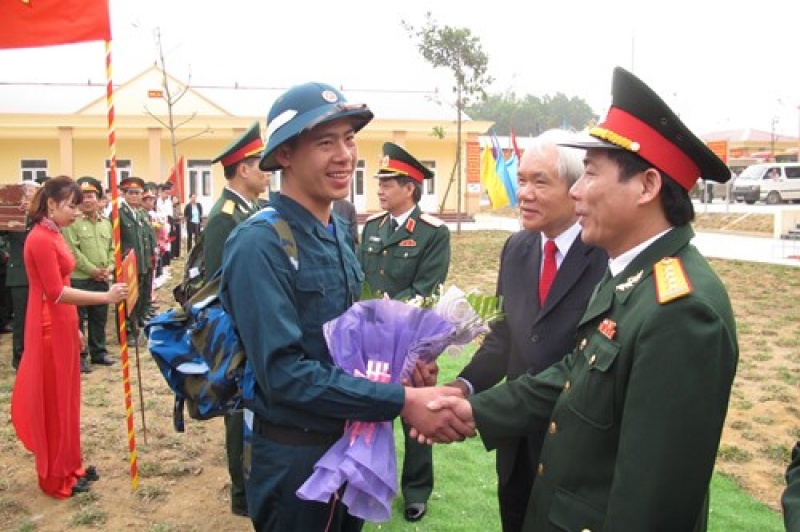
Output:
[63,177,115,365]
[360,206,450,300]
[358,142,451,521]
[118,177,147,339]
[784,442,800,532]
[206,121,265,517]
[204,188,258,280]
[471,226,737,531]
[137,205,156,325]
[3,228,29,369]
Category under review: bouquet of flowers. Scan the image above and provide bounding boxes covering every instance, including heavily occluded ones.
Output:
[296,286,501,521]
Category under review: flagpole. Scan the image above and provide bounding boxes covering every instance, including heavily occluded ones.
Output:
[105,39,140,490]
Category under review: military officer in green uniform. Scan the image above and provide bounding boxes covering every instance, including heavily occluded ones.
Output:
[138,183,157,323]
[2,179,43,369]
[359,142,450,522]
[118,176,148,346]
[63,176,115,371]
[204,121,267,517]
[421,67,739,531]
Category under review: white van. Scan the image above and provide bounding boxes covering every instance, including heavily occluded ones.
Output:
[731,163,800,204]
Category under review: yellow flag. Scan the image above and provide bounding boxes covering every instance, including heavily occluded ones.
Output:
[480,146,510,208]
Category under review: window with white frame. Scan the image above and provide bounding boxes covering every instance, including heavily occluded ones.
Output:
[420,160,436,194]
[21,159,47,182]
[105,159,132,189]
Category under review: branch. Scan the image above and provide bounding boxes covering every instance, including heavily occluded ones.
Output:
[176,126,212,145]
[143,106,170,128]
[174,112,199,129]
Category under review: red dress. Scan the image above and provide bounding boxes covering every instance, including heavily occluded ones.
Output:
[11,221,84,499]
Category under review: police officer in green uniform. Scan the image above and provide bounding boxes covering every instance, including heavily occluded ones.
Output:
[118,176,147,346]
[359,142,451,521]
[421,67,739,531]
[63,176,115,371]
[3,178,43,369]
[205,121,267,517]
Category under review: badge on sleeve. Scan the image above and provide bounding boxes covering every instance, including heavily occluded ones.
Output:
[654,257,692,304]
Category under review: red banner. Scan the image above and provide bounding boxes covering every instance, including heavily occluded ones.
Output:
[0,0,111,50]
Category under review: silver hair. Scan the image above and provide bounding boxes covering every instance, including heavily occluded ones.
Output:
[523,128,586,187]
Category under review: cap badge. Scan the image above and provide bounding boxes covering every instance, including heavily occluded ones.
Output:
[321,90,339,103]
[380,155,390,168]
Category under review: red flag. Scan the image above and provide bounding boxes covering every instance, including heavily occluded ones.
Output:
[510,129,522,161]
[0,0,111,50]
[166,156,185,203]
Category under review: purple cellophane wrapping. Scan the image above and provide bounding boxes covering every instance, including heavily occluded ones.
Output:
[296,299,454,521]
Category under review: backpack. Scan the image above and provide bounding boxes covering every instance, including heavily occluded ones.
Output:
[145,207,298,432]
[172,232,206,306]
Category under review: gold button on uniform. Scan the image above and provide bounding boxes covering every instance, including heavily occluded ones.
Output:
[581,529,592,532]
[579,338,587,350]
[382,250,388,256]
[564,380,571,392]
[548,422,557,435]
[537,463,544,476]
[589,354,597,366]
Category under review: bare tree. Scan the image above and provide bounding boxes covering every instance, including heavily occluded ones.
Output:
[143,28,210,177]
[403,13,493,232]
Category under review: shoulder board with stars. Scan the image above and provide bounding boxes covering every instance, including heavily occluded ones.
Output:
[419,213,444,228]
[653,257,693,304]
[221,200,236,215]
[365,211,387,223]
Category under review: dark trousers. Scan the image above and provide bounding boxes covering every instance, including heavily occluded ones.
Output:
[136,271,153,326]
[170,218,182,258]
[400,419,434,505]
[497,439,536,532]
[0,272,11,327]
[245,430,363,532]
[72,278,110,361]
[9,285,28,369]
[186,222,201,253]
[225,411,247,512]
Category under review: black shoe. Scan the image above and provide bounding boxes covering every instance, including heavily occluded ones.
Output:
[231,505,249,517]
[91,355,115,366]
[71,477,91,496]
[82,465,100,482]
[0,324,12,334]
[404,503,427,522]
[80,358,93,374]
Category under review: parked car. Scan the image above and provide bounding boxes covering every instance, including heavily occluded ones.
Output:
[732,163,800,204]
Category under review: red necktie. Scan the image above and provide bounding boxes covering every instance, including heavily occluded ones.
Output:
[539,239,558,306]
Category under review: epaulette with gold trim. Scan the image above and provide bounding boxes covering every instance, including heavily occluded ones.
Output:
[654,257,692,304]
[365,211,388,223]
[221,200,236,215]
[419,213,444,228]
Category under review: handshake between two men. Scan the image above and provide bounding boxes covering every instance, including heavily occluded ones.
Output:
[400,361,475,444]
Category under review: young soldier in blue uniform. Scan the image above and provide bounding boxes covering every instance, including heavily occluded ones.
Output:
[423,66,739,531]
[359,142,450,522]
[204,121,267,517]
[218,82,466,531]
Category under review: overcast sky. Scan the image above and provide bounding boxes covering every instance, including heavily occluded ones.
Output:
[2,0,799,136]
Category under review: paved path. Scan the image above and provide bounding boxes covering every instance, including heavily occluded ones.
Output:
[448,214,800,268]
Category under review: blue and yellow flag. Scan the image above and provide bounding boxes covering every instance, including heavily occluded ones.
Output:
[480,145,509,208]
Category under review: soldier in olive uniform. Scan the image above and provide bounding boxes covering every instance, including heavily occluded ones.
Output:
[205,121,267,517]
[63,176,115,371]
[359,142,450,522]
[3,179,43,369]
[118,177,148,346]
[423,67,738,531]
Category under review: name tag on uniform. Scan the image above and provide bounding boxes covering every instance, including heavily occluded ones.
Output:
[369,236,382,242]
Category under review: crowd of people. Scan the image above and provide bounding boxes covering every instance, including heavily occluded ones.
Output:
[4,66,799,532]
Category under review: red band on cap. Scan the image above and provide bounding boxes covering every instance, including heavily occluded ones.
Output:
[221,138,265,167]
[600,107,700,190]
[384,159,424,184]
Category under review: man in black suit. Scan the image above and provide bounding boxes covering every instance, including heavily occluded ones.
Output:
[449,129,607,532]
[183,194,203,253]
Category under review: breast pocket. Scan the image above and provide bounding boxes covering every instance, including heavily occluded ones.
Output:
[388,246,422,284]
[295,271,327,328]
[567,333,620,429]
